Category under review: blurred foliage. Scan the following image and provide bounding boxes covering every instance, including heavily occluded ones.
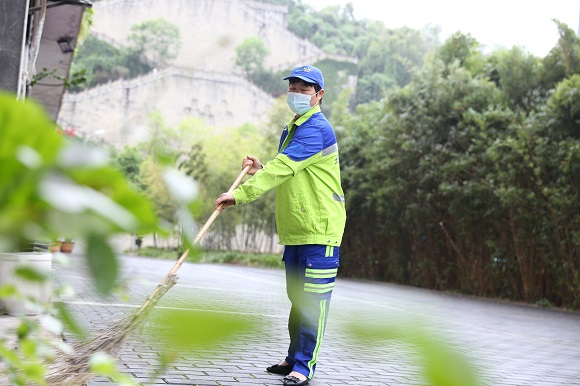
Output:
[347,319,481,386]
[0,92,162,384]
[0,92,266,384]
[146,306,258,350]
[88,352,136,385]
[0,317,52,385]
[0,93,159,259]
[141,303,263,384]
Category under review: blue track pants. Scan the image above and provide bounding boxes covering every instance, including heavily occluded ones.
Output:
[283,244,339,379]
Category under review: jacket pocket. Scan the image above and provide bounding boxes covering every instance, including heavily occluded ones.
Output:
[304,248,339,295]
[306,247,340,270]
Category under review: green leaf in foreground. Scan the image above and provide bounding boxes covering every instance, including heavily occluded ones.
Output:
[146,307,256,350]
[347,321,481,386]
[86,235,118,295]
[88,352,136,386]
[14,266,48,282]
[53,302,87,339]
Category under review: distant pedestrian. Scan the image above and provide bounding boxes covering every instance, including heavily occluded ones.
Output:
[214,64,346,386]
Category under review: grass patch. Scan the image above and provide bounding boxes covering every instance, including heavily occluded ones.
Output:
[131,247,284,269]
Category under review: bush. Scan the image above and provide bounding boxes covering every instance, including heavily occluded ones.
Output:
[131,247,284,269]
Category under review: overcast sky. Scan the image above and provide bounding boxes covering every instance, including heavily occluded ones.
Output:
[302,0,579,57]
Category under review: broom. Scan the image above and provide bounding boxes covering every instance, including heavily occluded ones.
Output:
[45,165,251,386]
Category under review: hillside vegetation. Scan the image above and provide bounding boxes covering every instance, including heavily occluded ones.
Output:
[264,0,439,105]
[70,18,180,91]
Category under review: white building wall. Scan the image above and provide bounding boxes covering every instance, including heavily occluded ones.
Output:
[59,67,273,146]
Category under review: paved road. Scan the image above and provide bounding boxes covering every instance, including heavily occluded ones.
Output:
[52,254,580,386]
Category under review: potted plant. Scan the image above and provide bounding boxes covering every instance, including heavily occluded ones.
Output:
[59,238,75,253]
[49,240,62,252]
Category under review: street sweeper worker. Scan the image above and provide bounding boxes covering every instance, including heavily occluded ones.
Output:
[214,64,346,386]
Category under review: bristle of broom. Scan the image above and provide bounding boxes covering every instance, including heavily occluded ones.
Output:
[45,274,179,386]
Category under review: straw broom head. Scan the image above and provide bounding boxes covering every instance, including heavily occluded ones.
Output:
[45,274,179,385]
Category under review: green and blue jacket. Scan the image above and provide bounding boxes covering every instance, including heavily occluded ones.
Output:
[231,105,346,246]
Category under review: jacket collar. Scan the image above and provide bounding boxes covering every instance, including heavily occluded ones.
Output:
[287,105,321,128]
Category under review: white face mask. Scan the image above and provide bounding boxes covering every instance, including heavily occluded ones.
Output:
[287,91,318,115]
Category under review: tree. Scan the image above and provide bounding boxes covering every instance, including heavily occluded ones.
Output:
[139,158,177,224]
[178,143,209,187]
[355,72,395,105]
[127,18,181,68]
[234,36,270,78]
[141,109,182,162]
[437,32,484,74]
[128,108,280,253]
[542,20,580,86]
[114,146,144,187]
[70,32,154,91]
[353,23,436,105]
[287,2,366,57]
[69,35,128,90]
[546,74,580,139]
[486,47,544,112]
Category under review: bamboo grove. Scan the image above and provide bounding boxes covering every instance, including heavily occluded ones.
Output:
[336,23,580,310]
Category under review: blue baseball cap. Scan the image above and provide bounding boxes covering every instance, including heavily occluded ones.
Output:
[283,65,324,89]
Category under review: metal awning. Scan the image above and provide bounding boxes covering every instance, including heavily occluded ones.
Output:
[29,0,92,13]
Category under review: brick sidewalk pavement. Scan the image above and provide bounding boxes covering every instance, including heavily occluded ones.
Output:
[50,254,580,386]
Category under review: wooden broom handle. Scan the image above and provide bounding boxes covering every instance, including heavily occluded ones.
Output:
[190,164,252,247]
[169,164,251,272]
[141,165,252,309]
